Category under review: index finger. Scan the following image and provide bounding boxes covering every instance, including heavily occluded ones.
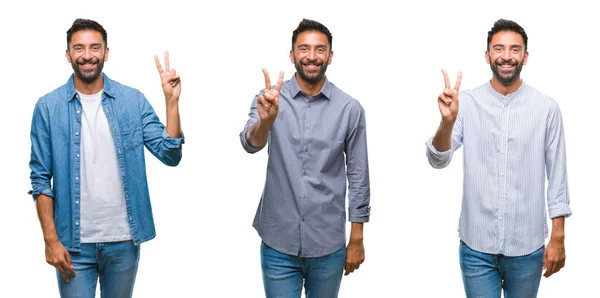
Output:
[262,68,271,90]
[274,71,284,92]
[454,71,463,91]
[154,55,164,74]
[441,68,451,89]
[164,51,170,72]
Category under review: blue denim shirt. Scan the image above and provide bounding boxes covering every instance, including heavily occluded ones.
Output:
[29,74,184,252]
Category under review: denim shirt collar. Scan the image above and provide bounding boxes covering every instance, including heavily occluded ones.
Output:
[289,73,332,100]
[66,73,116,101]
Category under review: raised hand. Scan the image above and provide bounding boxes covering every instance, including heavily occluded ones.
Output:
[438,69,462,123]
[154,51,181,103]
[257,68,284,125]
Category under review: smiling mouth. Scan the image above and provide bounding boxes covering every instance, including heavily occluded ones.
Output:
[79,62,97,70]
[499,63,516,70]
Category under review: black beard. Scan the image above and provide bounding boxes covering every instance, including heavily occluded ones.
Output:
[489,57,523,84]
[294,57,329,84]
[70,57,104,83]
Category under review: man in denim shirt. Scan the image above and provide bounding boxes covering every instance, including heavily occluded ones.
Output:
[28,19,183,297]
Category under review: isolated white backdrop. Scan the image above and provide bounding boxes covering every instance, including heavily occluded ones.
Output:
[1,0,597,297]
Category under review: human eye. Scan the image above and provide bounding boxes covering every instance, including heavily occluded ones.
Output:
[73,46,83,52]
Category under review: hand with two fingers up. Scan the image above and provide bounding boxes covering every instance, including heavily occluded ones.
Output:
[257,68,284,126]
[438,69,462,124]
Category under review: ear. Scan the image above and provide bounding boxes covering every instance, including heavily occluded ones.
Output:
[327,50,334,65]
[522,51,529,66]
[104,47,110,61]
[485,50,490,65]
[65,49,72,63]
[289,50,294,64]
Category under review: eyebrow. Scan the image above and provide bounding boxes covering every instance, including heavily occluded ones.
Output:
[297,44,328,49]
[492,44,523,48]
[72,43,104,48]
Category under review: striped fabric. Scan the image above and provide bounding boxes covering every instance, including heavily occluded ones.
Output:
[426,81,572,256]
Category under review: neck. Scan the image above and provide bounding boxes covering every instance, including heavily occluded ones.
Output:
[73,74,104,95]
[490,76,522,96]
[296,74,326,97]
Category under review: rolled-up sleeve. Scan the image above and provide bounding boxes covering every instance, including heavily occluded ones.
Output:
[426,115,463,169]
[240,92,266,154]
[345,104,370,223]
[29,99,54,200]
[544,103,572,219]
[140,94,184,166]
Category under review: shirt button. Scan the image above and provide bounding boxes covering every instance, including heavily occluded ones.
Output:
[304,147,308,152]
[302,217,306,222]
[306,125,310,129]
[75,201,79,204]
[75,176,79,181]
[76,154,80,158]
[302,194,307,199]
[302,171,306,175]
[75,131,80,136]
[500,172,504,176]
[76,110,81,114]
[75,221,79,226]
[308,104,311,108]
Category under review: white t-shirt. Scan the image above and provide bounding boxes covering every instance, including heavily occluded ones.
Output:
[78,90,132,243]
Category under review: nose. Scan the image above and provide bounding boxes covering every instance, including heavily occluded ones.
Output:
[82,48,94,59]
[501,49,512,60]
[307,49,318,60]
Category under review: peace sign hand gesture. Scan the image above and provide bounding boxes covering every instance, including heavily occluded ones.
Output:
[258,68,284,126]
[154,51,181,103]
[438,69,462,123]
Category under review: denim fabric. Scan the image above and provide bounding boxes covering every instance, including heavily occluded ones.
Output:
[57,240,140,297]
[261,242,345,298]
[459,240,544,298]
[29,74,184,251]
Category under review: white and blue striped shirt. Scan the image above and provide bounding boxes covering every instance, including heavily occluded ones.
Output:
[426,81,572,256]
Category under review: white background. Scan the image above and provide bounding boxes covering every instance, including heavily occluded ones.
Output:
[1,0,598,297]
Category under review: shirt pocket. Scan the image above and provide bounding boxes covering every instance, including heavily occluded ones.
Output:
[120,120,143,150]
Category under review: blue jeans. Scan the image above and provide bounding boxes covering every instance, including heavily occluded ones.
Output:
[459,240,544,298]
[57,241,140,298]
[260,242,346,298]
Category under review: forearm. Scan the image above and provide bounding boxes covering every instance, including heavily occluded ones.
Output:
[165,101,181,138]
[349,222,364,242]
[245,120,272,148]
[550,216,565,241]
[35,194,59,242]
[432,119,455,152]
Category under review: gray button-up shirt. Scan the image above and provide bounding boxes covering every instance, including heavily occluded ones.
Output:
[426,81,571,256]
[241,75,370,257]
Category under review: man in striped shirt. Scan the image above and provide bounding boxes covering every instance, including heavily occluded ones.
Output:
[426,19,571,297]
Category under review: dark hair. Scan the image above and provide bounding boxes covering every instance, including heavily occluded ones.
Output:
[66,18,107,49]
[291,19,332,50]
[487,19,527,51]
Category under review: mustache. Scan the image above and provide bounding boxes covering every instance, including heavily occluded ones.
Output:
[76,57,99,64]
[495,58,517,66]
[300,59,323,66]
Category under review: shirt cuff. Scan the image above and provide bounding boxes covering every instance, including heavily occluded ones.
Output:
[240,129,265,153]
[548,204,572,219]
[162,130,185,149]
[349,206,371,223]
[426,137,453,159]
[28,186,55,200]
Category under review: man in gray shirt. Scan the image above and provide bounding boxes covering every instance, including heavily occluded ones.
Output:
[426,19,571,297]
[240,19,370,298]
